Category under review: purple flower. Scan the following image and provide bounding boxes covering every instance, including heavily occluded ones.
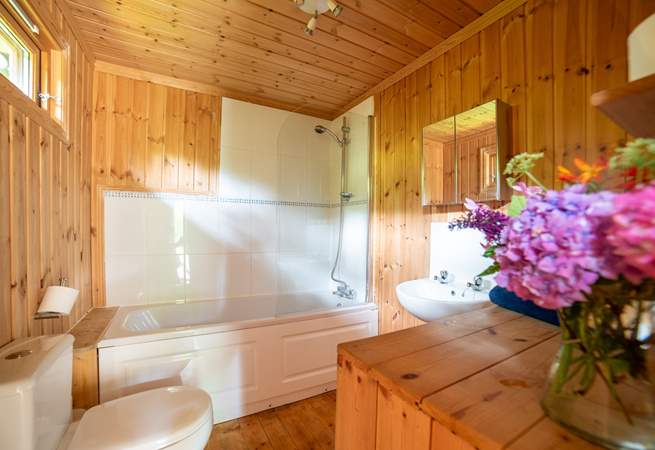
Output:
[605,183,655,284]
[495,185,615,309]
[448,199,509,245]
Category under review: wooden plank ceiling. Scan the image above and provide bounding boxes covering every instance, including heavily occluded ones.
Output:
[67,0,503,119]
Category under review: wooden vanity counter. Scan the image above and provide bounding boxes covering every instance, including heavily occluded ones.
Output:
[335,306,603,450]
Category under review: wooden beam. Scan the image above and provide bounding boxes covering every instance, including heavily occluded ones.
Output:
[334,0,529,118]
[0,76,67,142]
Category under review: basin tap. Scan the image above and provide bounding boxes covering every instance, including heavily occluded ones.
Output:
[466,276,485,292]
[434,270,451,284]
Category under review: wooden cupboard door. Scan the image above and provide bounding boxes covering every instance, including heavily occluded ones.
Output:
[335,354,378,450]
[376,384,432,450]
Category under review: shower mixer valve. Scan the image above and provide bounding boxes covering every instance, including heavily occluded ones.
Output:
[334,285,356,300]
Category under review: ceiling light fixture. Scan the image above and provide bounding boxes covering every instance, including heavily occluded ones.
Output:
[293,0,344,36]
[327,0,343,16]
[305,13,318,36]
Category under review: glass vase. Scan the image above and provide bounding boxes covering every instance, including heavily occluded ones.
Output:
[542,300,655,450]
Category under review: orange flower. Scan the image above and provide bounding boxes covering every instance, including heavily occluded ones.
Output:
[574,158,606,184]
[557,158,607,184]
[557,166,577,183]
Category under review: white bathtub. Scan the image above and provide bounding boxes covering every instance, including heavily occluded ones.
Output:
[98,291,378,423]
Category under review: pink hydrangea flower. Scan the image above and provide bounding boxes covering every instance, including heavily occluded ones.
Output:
[495,185,615,310]
[605,183,655,284]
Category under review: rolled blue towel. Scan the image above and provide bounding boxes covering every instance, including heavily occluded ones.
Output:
[489,286,559,326]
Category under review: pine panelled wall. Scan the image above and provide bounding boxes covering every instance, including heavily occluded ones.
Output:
[370,0,655,334]
[91,71,221,306]
[0,0,94,347]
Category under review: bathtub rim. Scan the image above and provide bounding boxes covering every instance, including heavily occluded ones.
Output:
[98,299,378,349]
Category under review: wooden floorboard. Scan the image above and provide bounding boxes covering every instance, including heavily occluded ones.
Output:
[206,392,336,450]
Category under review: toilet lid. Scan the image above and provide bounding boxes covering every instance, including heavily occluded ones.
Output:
[68,386,213,450]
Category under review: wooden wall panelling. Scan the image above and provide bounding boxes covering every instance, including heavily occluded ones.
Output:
[93,72,221,194]
[500,5,528,156]
[479,21,502,103]
[371,0,652,334]
[163,87,186,191]
[0,1,94,346]
[180,92,197,192]
[27,119,42,337]
[585,0,629,161]
[0,101,11,344]
[526,0,555,185]
[429,56,446,124]
[553,0,588,188]
[209,96,221,194]
[145,84,166,190]
[10,107,28,339]
[461,34,482,111]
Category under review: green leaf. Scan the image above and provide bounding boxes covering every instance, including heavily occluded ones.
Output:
[477,262,500,277]
[507,195,527,217]
[483,245,497,258]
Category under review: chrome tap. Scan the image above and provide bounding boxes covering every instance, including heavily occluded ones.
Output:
[434,270,451,284]
[467,276,485,292]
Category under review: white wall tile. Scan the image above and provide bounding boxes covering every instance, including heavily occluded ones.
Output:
[251,153,279,201]
[106,197,146,256]
[278,155,305,202]
[145,255,186,303]
[279,206,306,253]
[105,255,146,306]
[184,199,221,254]
[429,222,491,283]
[251,253,278,295]
[145,198,185,255]
[219,148,252,199]
[221,254,252,298]
[216,203,251,253]
[251,204,278,253]
[278,114,310,158]
[220,99,256,151]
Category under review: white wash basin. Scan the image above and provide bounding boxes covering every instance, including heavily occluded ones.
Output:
[396,278,491,322]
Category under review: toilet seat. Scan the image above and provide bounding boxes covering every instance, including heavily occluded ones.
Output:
[67,386,213,450]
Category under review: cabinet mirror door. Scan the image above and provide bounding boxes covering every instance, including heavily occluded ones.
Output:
[422,116,456,206]
[421,99,510,206]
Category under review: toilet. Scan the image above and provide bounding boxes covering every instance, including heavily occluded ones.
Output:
[0,334,213,450]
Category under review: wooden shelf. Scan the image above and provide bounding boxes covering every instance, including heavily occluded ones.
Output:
[591,74,655,137]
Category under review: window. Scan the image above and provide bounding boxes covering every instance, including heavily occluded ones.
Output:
[0,0,66,126]
[0,15,34,96]
[0,2,38,98]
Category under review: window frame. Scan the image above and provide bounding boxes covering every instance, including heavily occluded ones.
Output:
[0,1,40,100]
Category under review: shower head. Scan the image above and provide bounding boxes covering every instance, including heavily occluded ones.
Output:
[314,124,344,145]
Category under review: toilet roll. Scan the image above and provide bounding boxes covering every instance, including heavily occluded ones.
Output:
[37,286,79,315]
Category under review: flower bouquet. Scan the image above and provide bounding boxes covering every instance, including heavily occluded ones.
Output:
[449,139,655,449]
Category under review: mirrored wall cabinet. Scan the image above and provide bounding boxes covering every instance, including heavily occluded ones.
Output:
[421,99,511,207]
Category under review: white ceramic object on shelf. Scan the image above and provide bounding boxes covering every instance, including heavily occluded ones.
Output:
[628,13,655,81]
[396,278,491,322]
[0,335,213,450]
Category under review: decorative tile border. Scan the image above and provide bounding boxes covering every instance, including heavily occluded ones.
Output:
[104,190,371,209]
